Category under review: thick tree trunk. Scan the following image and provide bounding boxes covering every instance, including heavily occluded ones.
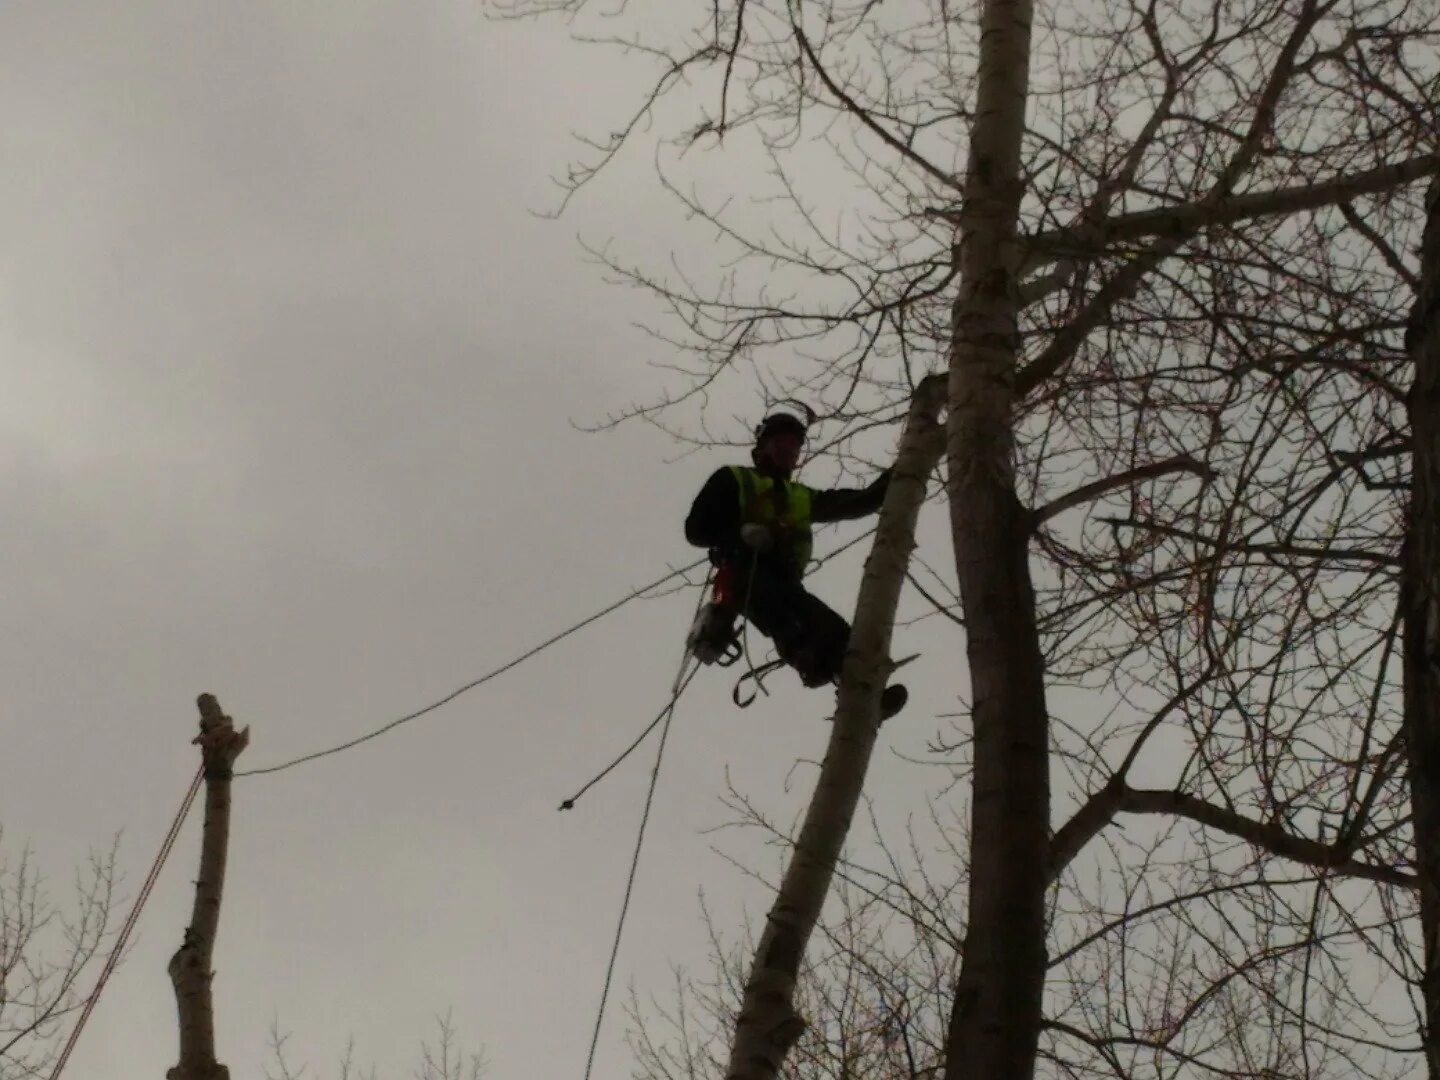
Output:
[942,0,1047,1074]
[167,694,249,1080]
[1404,177,1440,1080]
[724,375,945,1080]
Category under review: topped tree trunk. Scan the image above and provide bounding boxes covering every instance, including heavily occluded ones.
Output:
[167,693,249,1080]
[723,374,946,1080]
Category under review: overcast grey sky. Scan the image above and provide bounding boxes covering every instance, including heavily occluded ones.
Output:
[0,5,959,1077]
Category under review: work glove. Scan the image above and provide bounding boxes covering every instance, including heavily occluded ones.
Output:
[740,523,777,552]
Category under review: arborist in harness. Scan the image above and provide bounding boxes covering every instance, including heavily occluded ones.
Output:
[684,406,909,719]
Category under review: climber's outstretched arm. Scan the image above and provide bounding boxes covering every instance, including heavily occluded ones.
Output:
[811,468,892,523]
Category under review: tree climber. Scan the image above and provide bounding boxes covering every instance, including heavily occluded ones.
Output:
[684,407,909,719]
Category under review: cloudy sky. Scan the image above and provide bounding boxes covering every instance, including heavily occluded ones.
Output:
[0,4,961,1078]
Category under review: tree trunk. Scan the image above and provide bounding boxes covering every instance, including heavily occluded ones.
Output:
[724,375,946,1080]
[167,694,249,1080]
[1404,177,1440,1080]
[942,0,1048,1073]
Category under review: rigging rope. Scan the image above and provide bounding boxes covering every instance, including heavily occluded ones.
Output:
[47,765,205,1080]
[238,558,708,778]
[241,526,875,780]
[45,526,880,1079]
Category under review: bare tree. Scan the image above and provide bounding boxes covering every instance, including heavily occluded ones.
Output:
[266,1013,488,1080]
[629,798,1399,1079]
[629,879,955,1080]
[0,833,119,1080]
[494,0,1440,1075]
[941,0,1049,1067]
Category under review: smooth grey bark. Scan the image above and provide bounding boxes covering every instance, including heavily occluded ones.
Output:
[1403,177,1440,1079]
[167,694,249,1080]
[723,375,945,1080]
[942,0,1048,1073]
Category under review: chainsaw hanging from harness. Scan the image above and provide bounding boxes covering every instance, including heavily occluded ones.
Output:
[684,563,791,707]
[684,563,744,668]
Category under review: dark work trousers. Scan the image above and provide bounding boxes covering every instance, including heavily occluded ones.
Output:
[727,554,851,687]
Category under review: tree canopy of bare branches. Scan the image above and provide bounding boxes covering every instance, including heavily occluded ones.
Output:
[496,0,1440,1074]
[0,833,119,1080]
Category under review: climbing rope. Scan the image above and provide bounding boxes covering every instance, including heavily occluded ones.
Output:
[555,672,693,811]
[558,526,880,804]
[47,765,205,1080]
[559,576,710,811]
[578,652,699,1080]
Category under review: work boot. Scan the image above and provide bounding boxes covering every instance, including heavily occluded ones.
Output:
[880,683,908,721]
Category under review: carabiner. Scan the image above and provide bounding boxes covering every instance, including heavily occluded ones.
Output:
[732,657,787,708]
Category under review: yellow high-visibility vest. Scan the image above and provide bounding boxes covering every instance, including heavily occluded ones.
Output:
[729,466,814,572]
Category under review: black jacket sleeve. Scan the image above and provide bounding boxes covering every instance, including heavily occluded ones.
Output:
[810,468,892,524]
[685,467,744,550]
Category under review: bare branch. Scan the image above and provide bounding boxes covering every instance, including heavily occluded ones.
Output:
[1030,456,1216,529]
[1023,153,1440,272]
[1120,786,1415,888]
[787,8,963,196]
